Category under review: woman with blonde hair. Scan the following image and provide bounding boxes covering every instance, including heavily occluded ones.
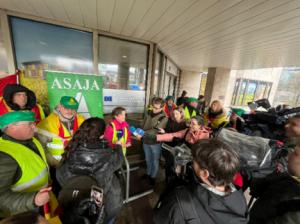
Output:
[204,100,229,130]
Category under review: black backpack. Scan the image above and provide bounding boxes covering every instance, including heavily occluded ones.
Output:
[58,175,105,224]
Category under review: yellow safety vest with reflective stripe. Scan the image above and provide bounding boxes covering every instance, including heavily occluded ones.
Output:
[37,112,85,161]
[111,122,128,156]
[47,138,64,161]
[184,106,197,121]
[0,137,49,192]
[204,113,229,129]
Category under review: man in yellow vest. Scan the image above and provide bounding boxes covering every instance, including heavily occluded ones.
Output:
[36,96,85,167]
[0,111,50,217]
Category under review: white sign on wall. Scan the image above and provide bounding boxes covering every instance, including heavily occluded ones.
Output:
[103,89,145,113]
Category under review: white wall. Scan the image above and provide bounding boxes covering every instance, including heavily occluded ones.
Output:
[179,70,202,98]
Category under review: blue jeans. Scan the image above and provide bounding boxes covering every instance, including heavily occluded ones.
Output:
[143,143,161,178]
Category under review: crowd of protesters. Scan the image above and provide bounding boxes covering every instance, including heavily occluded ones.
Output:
[0,85,299,224]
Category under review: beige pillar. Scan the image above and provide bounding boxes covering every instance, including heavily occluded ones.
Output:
[204,67,232,107]
[179,70,202,98]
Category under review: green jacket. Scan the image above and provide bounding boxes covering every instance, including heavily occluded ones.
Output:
[142,111,167,144]
[0,134,41,217]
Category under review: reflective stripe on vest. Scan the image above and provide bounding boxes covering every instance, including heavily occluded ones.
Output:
[0,137,49,193]
[204,114,229,129]
[111,122,128,155]
[184,107,196,120]
[47,137,64,161]
[12,168,48,192]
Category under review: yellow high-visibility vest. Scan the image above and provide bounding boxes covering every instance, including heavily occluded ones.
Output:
[184,106,197,121]
[0,137,49,192]
[111,122,128,156]
[47,138,64,161]
[37,112,85,141]
[204,113,229,129]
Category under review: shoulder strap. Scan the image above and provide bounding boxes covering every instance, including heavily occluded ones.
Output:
[158,114,165,122]
[154,114,166,129]
[175,187,201,224]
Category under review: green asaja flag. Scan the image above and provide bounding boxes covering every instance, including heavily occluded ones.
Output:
[46,71,103,118]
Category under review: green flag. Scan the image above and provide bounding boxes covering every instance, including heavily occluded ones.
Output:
[46,71,103,118]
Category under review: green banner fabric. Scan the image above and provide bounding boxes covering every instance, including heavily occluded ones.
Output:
[46,71,103,118]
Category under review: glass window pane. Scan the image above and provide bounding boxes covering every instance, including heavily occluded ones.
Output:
[254,82,267,100]
[10,17,93,111]
[153,51,162,96]
[163,74,170,99]
[231,79,240,105]
[99,36,148,114]
[0,19,8,74]
[11,17,93,74]
[264,83,272,98]
[243,82,257,105]
[237,81,247,105]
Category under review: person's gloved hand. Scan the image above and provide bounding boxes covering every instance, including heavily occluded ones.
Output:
[143,133,157,142]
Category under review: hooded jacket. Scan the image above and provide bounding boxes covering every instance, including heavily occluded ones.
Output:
[154,181,248,224]
[56,140,124,222]
[0,84,44,123]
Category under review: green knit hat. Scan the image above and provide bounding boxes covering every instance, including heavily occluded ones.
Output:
[232,108,245,116]
[60,96,79,110]
[165,95,174,101]
[187,97,198,103]
[0,111,35,129]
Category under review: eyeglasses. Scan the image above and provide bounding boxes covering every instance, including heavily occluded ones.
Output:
[152,106,162,110]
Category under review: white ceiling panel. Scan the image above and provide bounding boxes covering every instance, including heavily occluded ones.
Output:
[140,0,197,40]
[12,0,37,15]
[162,0,271,51]
[131,0,175,38]
[27,0,53,19]
[150,0,218,43]
[61,0,84,26]
[43,0,69,22]
[97,0,115,31]
[1,0,300,71]
[158,0,244,47]
[78,0,97,28]
[170,3,300,57]
[120,0,155,36]
[109,0,135,34]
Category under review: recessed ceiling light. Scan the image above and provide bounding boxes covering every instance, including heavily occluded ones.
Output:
[122,55,127,58]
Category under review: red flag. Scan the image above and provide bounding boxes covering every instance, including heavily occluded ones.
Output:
[0,73,18,97]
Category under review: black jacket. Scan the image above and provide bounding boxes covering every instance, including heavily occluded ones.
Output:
[165,118,187,147]
[3,84,37,110]
[154,182,248,224]
[249,173,300,224]
[56,140,124,222]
